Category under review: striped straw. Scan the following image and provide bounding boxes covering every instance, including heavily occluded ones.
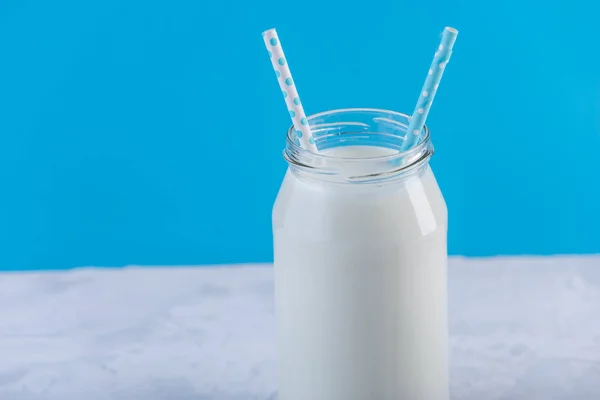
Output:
[401,27,458,151]
[263,29,318,152]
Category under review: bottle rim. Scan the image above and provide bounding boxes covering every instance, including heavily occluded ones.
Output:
[283,108,434,184]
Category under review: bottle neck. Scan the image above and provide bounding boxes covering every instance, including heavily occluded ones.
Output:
[283,108,434,185]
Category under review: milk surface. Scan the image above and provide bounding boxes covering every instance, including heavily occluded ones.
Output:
[272,146,449,400]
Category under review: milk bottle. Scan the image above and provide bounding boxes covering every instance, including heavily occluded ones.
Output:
[273,108,449,400]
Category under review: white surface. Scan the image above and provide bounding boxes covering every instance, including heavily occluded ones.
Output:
[1,256,599,399]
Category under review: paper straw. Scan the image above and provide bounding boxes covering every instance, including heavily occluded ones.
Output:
[401,27,458,151]
[263,29,318,152]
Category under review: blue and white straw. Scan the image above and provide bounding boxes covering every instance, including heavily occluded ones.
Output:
[263,29,318,152]
[401,27,458,151]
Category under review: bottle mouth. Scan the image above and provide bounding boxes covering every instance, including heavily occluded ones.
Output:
[284,108,434,184]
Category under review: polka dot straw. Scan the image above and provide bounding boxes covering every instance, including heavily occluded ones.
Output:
[401,27,458,151]
[262,29,318,152]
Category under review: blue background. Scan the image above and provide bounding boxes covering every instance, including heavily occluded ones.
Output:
[0,0,598,270]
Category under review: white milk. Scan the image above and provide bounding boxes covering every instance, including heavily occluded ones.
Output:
[273,145,449,400]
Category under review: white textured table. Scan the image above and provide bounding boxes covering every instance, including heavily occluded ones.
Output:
[1,256,600,399]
